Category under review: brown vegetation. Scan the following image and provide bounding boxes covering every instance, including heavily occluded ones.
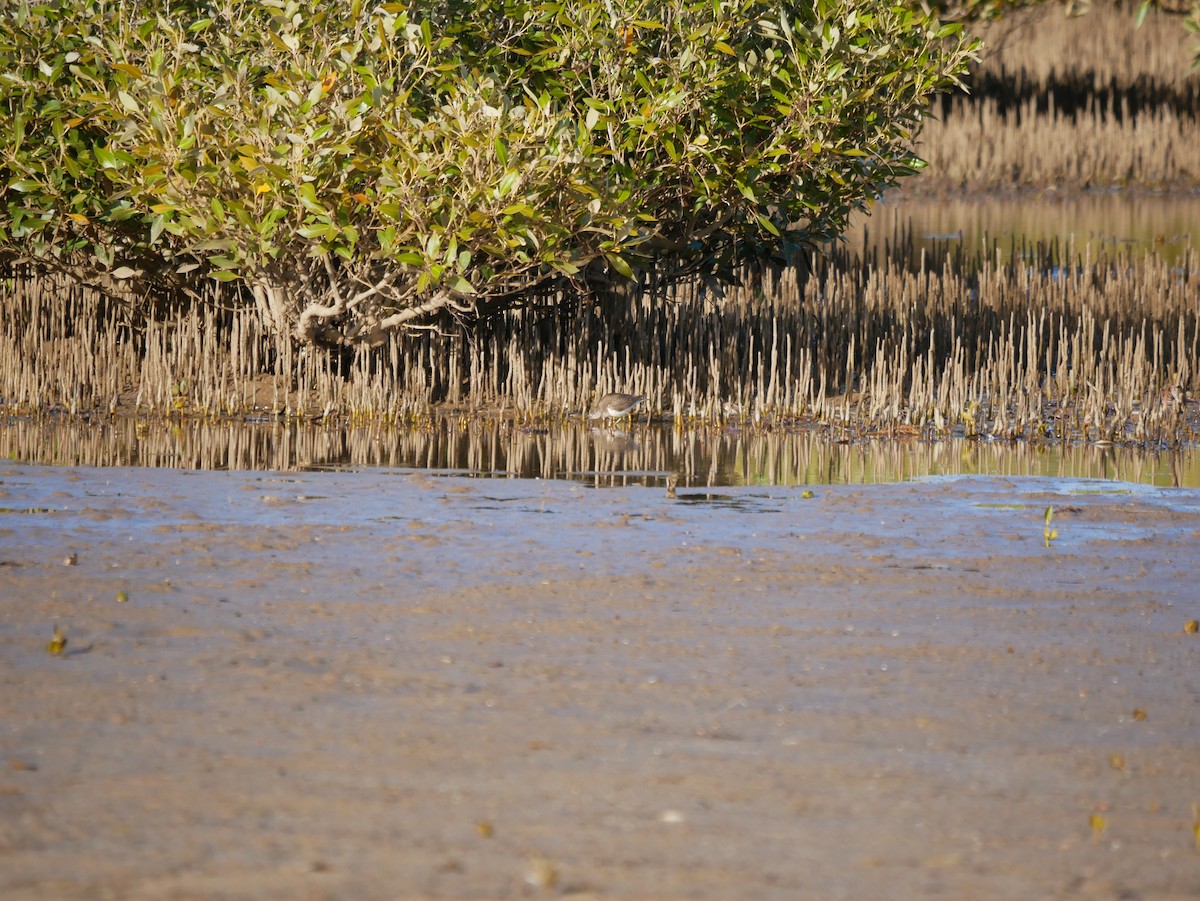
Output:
[2,232,1195,444]
[914,4,1200,192]
[973,3,1198,87]
[918,96,1197,191]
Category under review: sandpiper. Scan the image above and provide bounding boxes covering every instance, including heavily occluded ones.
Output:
[588,392,644,422]
[1162,384,1189,406]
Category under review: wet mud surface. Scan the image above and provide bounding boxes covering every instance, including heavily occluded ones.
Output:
[1,465,1199,899]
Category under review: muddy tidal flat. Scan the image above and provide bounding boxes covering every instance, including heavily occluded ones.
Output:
[1,464,1199,900]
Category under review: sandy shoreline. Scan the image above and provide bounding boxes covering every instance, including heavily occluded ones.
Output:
[1,464,1198,899]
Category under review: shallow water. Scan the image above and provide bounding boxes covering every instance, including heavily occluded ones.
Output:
[3,415,1198,488]
[3,462,1197,609]
[846,191,1200,266]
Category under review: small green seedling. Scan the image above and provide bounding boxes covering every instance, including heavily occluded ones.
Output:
[1043,506,1058,548]
[45,624,67,656]
[961,400,980,437]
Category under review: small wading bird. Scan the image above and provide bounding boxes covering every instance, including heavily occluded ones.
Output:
[1162,384,1189,406]
[588,392,644,423]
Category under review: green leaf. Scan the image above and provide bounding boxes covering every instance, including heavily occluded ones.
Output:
[502,202,538,218]
[298,224,338,240]
[94,145,118,169]
[604,252,633,279]
[1135,0,1150,29]
[297,183,325,214]
[755,213,780,237]
[498,171,521,196]
[450,275,476,295]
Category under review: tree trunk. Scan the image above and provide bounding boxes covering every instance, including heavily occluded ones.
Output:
[251,281,293,341]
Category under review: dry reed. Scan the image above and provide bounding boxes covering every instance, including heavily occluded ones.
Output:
[972,4,1199,88]
[912,4,1200,193]
[917,94,1198,191]
[1,228,1196,446]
